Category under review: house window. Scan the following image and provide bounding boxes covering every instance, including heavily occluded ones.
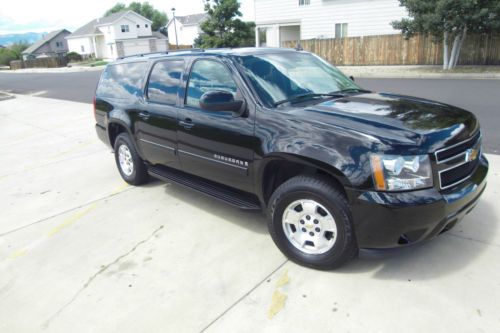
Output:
[299,0,310,6]
[81,45,85,52]
[145,24,148,28]
[335,23,348,38]
[55,41,63,47]
[121,25,129,33]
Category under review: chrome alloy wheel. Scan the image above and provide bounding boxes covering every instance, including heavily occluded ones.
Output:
[118,144,134,176]
[282,199,338,255]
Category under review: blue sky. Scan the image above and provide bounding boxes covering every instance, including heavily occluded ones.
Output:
[0,0,255,35]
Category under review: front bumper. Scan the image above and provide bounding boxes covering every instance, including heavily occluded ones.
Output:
[347,154,488,249]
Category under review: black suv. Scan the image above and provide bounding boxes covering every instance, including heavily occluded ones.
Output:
[94,48,488,269]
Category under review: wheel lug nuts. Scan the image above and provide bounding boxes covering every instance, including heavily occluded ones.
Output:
[309,232,314,236]
[314,219,319,224]
[300,220,305,224]
[315,227,320,232]
[306,215,311,220]
[302,228,307,232]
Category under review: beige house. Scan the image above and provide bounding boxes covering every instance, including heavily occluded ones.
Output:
[66,10,168,60]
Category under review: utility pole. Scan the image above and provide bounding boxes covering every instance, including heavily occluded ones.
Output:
[171,8,179,49]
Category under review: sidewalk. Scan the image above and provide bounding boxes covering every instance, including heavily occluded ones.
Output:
[337,65,500,79]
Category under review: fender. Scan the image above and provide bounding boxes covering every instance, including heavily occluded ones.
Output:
[106,108,143,157]
[253,108,379,204]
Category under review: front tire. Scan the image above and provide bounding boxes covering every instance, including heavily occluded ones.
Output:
[267,175,358,270]
[114,133,149,185]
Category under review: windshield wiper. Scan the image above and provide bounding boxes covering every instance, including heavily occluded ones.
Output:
[332,88,371,94]
[273,92,345,107]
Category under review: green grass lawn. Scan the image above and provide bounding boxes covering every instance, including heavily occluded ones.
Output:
[89,61,109,67]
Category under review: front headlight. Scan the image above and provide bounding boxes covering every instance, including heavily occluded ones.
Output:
[370,154,433,191]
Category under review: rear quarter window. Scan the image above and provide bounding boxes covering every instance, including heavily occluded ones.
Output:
[97,62,148,99]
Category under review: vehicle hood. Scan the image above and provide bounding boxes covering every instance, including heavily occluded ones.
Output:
[296,92,479,151]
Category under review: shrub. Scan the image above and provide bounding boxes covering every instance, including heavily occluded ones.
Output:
[0,48,17,66]
[67,51,83,62]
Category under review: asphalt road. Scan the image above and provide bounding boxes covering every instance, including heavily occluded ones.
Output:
[0,71,498,153]
[0,71,101,104]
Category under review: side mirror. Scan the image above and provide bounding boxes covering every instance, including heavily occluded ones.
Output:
[349,75,355,82]
[199,90,244,113]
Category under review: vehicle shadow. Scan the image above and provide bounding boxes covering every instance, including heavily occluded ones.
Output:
[153,179,268,235]
[336,200,497,280]
[148,178,497,279]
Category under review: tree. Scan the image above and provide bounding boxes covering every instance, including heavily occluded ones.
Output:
[0,48,17,66]
[194,0,255,48]
[392,0,500,70]
[0,41,30,66]
[104,2,168,31]
[9,41,30,59]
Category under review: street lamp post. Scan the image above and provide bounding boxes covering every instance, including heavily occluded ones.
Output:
[171,8,179,49]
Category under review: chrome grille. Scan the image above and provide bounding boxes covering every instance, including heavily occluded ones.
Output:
[435,132,482,190]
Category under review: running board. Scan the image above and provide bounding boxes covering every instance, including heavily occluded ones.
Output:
[147,165,261,210]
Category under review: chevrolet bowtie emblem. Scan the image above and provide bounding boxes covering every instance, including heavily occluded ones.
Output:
[465,148,479,163]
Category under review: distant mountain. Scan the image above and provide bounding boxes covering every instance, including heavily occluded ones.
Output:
[0,32,46,46]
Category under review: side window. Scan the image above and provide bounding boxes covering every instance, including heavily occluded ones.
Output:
[186,60,237,108]
[147,60,184,105]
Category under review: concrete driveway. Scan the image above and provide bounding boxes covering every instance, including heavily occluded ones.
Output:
[0,95,499,332]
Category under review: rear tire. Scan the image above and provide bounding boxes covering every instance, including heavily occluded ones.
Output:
[114,133,149,185]
[267,174,358,270]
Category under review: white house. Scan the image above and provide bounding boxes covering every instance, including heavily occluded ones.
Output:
[66,10,168,60]
[255,0,408,47]
[166,13,208,47]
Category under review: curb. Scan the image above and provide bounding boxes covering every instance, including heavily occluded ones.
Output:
[349,73,500,80]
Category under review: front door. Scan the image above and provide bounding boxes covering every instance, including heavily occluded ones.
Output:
[177,58,255,193]
[134,59,184,169]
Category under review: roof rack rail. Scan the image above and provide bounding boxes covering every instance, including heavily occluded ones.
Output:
[167,48,205,53]
[118,52,165,60]
[118,48,205,60]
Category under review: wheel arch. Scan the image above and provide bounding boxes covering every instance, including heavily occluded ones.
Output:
[256,152,352,207]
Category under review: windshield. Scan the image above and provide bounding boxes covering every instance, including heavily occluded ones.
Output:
[235,52,361,107]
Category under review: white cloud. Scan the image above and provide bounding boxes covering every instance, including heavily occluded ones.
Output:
[0,0,255,35]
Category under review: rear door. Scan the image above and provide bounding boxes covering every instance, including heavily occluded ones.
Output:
[133,59,185,169]
[177,57,255,193]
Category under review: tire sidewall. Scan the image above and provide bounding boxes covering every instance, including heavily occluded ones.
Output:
[114,135,139,183]
[269,186,354,268]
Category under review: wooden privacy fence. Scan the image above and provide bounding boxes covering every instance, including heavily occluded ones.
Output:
[282,33,500,66]
[10,57,68,70]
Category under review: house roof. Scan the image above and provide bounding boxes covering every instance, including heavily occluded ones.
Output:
[68,19,100,38]
[152,31,168,39]
[67,10,153,38]
[95,10,152,26]
[169,13,208,27]
[22,29,70,54]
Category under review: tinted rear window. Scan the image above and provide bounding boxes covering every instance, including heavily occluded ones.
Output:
[147,60,184,105]
[97,62,148,98]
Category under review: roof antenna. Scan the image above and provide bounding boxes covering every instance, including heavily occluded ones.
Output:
[295,42,303,51]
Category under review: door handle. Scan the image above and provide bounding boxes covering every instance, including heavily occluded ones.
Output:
[138,111,150,120]
[179,118,195,130]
